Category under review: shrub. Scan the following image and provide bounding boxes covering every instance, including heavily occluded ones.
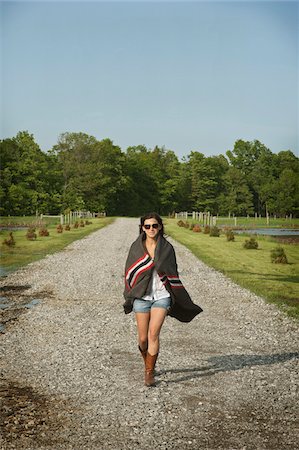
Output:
[73,221,79,229]
[38,227,49,237]
[184,222,190,229]
[226,230,235,242]
[64,224,71,231]
[26,228,37,240]
[177,220,185,227]
[193,224,202,233]
[79,220,85,227]
[85,220,92,225]
[243,237,258,249]
[270,246,288,264]
[203,225,210,234]
[3,232,15,247]
[209,226,220,237]
[56,224,63,233]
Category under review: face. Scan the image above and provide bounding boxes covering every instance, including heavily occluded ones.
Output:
[142,218,161,239]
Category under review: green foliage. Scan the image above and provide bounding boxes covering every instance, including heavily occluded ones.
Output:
[209,226,220,237]
[243,237,258,249]
[270,247,288,264]
[1,132,298,217]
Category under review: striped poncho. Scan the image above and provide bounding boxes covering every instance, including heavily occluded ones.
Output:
[123,233,203,323]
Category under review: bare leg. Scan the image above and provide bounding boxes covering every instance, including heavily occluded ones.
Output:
[148,307,168,355]
[135,312,150,350]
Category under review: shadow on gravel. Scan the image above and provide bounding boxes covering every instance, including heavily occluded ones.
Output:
[157,352,299,384]
[0,377,72,449]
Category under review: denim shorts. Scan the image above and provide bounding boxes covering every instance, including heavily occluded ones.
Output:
[133,297,172,313]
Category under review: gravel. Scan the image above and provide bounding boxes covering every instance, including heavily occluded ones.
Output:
[0,217,298,450]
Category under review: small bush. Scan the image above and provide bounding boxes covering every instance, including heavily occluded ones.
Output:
[203,225,210,234]
[243,237,258,249]
[3,232,15,247]
[209,226,220,237]
[26,228,37,240]
[193,224,202,233]
[226,230,235,241]
[64,224,71,231]
[271,246,288,264]
[177,220,185,227]
[38,227,49,237]
[79,220,85,227]
[85,220,92,225]
[73,221,79,229]
[56,224,63,233]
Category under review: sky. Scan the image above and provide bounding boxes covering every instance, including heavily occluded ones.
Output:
[1,0,298,159]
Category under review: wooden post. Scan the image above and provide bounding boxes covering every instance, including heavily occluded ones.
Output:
[60,215,64,225]
[234,217,237,226]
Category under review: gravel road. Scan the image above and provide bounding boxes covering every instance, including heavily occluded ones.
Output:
[0,218,298,450]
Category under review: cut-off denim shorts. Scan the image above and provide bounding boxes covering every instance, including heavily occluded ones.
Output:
[133,297,172,313]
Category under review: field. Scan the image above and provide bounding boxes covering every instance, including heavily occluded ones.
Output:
[165,218,299,319]
[0,216,114,274]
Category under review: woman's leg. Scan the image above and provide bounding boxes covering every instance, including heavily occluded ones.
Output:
[147,307,168,356]
[135,312,150,350]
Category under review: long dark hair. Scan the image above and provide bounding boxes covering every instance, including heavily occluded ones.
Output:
[139,212,164,237]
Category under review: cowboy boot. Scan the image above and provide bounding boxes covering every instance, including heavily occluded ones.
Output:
[138,345,147,366]
[144,352,158,387]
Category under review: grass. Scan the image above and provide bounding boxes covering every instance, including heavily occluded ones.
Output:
[179,215,299,229]
[0,216,60,226]
[0,217,114,274]
[165,218,299,319]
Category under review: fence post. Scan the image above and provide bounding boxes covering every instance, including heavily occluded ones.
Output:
[60,215,64,225]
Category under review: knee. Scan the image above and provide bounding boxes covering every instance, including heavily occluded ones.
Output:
[139,337,148,347]
[148,329,159,342]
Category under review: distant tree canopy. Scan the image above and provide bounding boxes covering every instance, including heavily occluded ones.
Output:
[0,131,298,217]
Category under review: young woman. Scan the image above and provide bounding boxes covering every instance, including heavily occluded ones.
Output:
[123,212,203,387]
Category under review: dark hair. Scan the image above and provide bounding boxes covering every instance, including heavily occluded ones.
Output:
[139,212,164,236]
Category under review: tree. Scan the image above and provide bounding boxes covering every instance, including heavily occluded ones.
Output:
[219,167,254,216]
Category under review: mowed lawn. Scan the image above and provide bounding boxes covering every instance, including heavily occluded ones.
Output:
[165,219,299,319]
[0,217,114,273]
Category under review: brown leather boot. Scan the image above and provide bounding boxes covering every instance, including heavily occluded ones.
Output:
[144,352,158,387]
[138,345,147,366]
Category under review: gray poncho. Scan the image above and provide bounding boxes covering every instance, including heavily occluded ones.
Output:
[123,233,203,323]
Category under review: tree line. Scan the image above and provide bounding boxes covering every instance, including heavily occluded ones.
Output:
[0,131,298,217]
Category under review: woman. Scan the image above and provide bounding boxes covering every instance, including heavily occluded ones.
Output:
[123,212,203,387]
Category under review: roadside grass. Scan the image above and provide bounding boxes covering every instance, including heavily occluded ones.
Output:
[0,216,59,226]
[165,219,299,319]
[0,217,114,274]
[212,216,299,228]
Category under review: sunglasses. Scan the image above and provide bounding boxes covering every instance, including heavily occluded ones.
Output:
[144,223,159,230]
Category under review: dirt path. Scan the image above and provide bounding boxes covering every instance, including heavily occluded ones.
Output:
[0,218,298,450]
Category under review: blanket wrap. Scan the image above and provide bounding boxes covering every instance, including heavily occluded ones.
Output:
[123,234,203,323]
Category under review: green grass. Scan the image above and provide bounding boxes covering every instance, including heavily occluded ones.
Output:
[0,217,114,274]
[165,219,299,319]
[0,215,60,226]
[178,215,299,229]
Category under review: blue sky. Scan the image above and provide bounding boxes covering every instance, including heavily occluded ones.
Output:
[1,0,298,159]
